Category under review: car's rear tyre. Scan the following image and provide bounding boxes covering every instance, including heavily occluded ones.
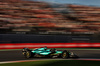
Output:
[22,48,31,52]
[22,48,33,58]
[61,50,69,59]
[24,51,32,58]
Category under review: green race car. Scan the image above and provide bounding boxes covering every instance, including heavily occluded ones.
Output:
[22,47,78,59]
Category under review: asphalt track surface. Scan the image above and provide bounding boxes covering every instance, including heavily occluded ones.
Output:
[0,50,100,62]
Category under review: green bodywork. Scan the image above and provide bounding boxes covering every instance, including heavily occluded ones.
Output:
[31,48,63,55]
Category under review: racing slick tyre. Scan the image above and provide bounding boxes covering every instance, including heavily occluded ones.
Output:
[61,50,69,59]
[22,48,31,52]
[22,48,33,58]
[24,51,32,58]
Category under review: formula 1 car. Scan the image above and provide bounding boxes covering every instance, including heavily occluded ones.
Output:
[22,47,78,59]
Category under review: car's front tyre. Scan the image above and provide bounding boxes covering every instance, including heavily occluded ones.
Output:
[61,50,69,59]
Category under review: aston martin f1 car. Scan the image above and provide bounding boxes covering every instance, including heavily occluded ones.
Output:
[22,47,78,59]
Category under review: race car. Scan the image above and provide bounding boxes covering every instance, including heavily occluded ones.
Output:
[22,47,78,59]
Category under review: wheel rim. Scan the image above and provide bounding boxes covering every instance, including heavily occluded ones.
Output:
[63,52,67,58]
[26,51,30,58]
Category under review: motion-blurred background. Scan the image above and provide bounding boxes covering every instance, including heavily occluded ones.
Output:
[0,0,100,48]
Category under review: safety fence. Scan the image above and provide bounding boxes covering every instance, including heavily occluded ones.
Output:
[0,43,100,49]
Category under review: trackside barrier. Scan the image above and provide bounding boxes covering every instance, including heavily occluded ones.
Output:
[0,43,100,49]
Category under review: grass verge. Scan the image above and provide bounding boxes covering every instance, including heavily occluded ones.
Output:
[0,60,100,66]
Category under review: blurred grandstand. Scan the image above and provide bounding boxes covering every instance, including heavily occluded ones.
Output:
[0,0,100,36]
